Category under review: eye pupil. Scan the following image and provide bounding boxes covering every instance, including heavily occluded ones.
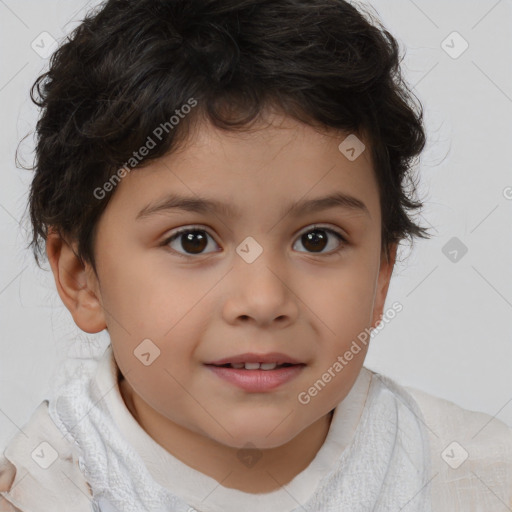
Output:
[302,230,328,252]
[182,231,208,254]
[168,226,343,258]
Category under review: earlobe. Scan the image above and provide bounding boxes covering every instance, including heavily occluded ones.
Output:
[46,230,107,334]
[371,243,398,329]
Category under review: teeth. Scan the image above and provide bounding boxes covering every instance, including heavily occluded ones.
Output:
[226,362,281,370]
[244,362,261,370]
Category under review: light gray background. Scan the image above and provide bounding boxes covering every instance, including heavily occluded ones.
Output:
[1,0,512,451]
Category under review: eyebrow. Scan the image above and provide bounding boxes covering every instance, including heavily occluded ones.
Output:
[136,191,371,221]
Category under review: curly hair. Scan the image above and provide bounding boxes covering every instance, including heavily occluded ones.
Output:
[20,0,431,274]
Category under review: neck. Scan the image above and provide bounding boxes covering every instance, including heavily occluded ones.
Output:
[119,376,334,493]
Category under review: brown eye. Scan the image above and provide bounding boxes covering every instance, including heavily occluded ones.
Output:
[301,230,327,252]
[180,231,208,254]
[164,227,219,257]
[293,226,345,254]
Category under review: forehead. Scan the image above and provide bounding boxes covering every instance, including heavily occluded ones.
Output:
[105,112,379,223]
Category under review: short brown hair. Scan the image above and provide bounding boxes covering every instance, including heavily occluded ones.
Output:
[21,0,430,273]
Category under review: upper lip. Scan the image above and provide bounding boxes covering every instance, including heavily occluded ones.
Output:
[205,352,304,366]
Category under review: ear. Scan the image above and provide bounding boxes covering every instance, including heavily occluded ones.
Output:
[371,243,398,329]
[46,229,107,334]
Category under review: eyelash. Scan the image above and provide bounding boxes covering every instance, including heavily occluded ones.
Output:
[161,224,347,259]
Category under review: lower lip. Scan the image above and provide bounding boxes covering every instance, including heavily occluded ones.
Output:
[205,364,305,392]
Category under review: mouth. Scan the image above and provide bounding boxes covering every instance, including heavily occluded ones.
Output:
[205,352,304,367]
[209,362,299,370]
[204,353,306,392]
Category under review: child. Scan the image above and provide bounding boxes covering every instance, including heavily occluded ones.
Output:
[1,0,511,510]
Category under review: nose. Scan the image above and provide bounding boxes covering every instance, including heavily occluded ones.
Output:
[222,249,299,328]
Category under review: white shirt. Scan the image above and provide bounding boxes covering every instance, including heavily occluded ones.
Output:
[1,345,512,511]
[96,346,373,511]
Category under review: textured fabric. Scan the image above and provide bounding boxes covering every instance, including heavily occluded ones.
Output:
[48,345,431,511]
[91,346,373,511]
[406,385,512,511]
[2,343,512,511]
[0,401,92,511]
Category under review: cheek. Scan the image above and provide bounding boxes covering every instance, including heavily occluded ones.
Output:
[99,257,192,333]
[116,349,198,424]
[306,261,378,331]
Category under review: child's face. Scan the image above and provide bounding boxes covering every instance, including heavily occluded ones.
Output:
[74,112,395,449]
